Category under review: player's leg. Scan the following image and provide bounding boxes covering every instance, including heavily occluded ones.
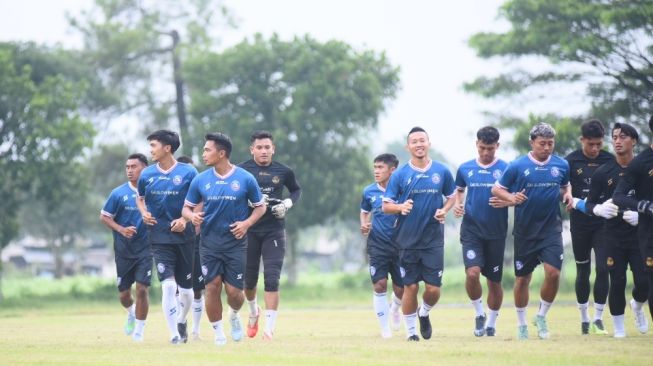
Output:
[590,229,609,334]
[639,228,653,320]
[174,242,194,343]
[115,256,136,336]
[261,229,286,339]
[483,238,506,336]
[131,255,152,341]
[388,255,404,331]
[191,235,205,340]
[534,235,563,340]
[417,245,444,340]
[628,244,649,334]
[368,242,391,338]
[223,246,247,342]
[152,244,182,343]
[399,249,419,341]
[244,232,263,338]
[607,242,627,337]
[462,236,485,336]
[513,236,537,339]
[571,229,592,334]
[202,250,227,345]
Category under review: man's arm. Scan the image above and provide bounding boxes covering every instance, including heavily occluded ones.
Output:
[99,214,136,238]
[136,196,157,225]
[560,184,573,211]
[435,195,456,223]
[491,184,527,206]
[360,211,371,236]
[453,188,465,218]
[230,204,266,240]
[284,168,302,204]
[382,199,413,215]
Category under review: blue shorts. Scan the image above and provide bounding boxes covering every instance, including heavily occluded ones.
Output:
[461,233,506,282]
[152,242,193,289]
[200,243,246,290]
[367,238,403,287]
[115,254,152,292]
[513,234,563,277]
[400,244,444,287]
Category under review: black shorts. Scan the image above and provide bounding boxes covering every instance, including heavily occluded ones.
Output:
[400,243,444,287]
[367,240,403,287]
[115,254,152,292]
[570,226,606,265]
[192,235,205,291]
[201,244,246,290]
[244,230,286,291]
[514,234,563,277]
[460,233,506,283]
[152,242,193,289]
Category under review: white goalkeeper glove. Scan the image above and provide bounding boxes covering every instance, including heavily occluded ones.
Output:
[623,210,639,226]
[592,198,619,219]
[271,198,293,219]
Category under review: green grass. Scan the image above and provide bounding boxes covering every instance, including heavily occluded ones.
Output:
[0,302,652,366]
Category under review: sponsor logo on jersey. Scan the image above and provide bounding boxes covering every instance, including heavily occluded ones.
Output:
[370,196,377,203]
[515,260,523,270]
[468,170,474,177]
[157,263,165,273]
[172,175,183,186]
[205,183,211,190]
[576,168,583,175]
[524,169,530,177]
[272,176,280,184]
[466,250,476,260]
[550,167,560,177]
[369,265,376,276]
[123,195,129,201]
[230,180,241,191]
[148,177,154,183]
[607,178,613,186]
[493,169,502,180]
[431,173,441,184]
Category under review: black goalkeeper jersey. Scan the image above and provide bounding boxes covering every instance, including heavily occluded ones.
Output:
[614,147,653,234]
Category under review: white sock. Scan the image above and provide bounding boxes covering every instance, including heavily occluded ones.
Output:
[265,310,278,335]
[471,297,485,317]
[612,314,625,335]
[373,292,390,332]
[537,299,552,317]
[404,312,417,337]
[516,306,527,326]
[230,306,240,319]
[126,303,135,317]
[578,302,590,322]
[418,302,433,317]
[593,303,605,321]
[632,299,645,311]
[192,297,203,334]
[486,309,499,328]
[389,293,402,314]
[161,280,180,338]
[176,287,193,324]
[248,297,259,316]
[211,320,225,339]
[134,319,145,337]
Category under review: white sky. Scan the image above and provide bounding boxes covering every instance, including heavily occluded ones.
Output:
[0,0,570,165]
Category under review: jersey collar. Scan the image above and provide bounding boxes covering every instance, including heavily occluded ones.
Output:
[476,157,499,169]
[127,181,138,192]
[156,160,178,174]
[213,164,236,180]
[376,183,387,192]
[527,152,551,166]
[408,159,432,173]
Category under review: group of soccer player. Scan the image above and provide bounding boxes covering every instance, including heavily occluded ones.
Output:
[361,119,653,340]
[100,130,301,345]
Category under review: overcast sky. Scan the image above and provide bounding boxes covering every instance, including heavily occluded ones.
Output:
[0,0,546,165]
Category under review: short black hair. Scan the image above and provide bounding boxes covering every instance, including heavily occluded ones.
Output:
[374,153,399,168]
[147,130,181,153]
[127,153,148,166]
[581,119,605,138]
[477,126,500,144]
[612,123,639,141]
[250,130,274,144]
[407,126,428,141]
[529,122,556,140]
[205,132,233,158]
[177,156,194,165]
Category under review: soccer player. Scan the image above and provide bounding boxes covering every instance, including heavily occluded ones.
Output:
[613,116,653,330]
[177,155,205,340]
[582,123,648,337]
[454,126,510,337]
[382,126,456,342]
[238,131,302,340]
[360,153,403,338]
[100,153,151,342]
[566,119,614,335]
[183,132,266,346]
[491,122,573,340]
[136,130,198,344]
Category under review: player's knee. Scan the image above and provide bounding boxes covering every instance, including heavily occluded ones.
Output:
[575,261,591,278]
[119,290,132,304]
[193,289,203,299]
[224,284,243,300]
[135,284,148,299]
[263,266,281,292]
[465,267,481,282]
[205,277,222,293]
[514,276,530,289]
[373,279,388,293]
[263,277,280,292]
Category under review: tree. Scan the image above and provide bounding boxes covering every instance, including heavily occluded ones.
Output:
[184,34,400,283]
[465,0,653,145]
[70,0,234,154]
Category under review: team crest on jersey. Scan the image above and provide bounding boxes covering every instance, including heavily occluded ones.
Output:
[201,265,208,276]
[431,173,441,184]
[647,257,653,267]
[157,263,165,273]
[550,167,560,177]
[607,257,614,267]
[466,250,476,260]
[172,175,183,186]
[230,180,241,191]
[400,267,406,278]
[369,265,376,276]
[515,260,524,270]
[272,176,280,184]
[492,169,502,180]
[648,169,653,177]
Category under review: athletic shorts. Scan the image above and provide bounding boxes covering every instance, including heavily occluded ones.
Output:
[570,226,606,265]
[115,254,152,292]
[192,235,205,291]
[201,244,246,289]
[367,239,403,287]
[513,234,563,277]
[400,242,444,287]
[460,233,506,283]
[244,230,286,291]
[151,242,193,289]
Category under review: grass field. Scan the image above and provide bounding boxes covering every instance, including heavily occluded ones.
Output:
[1,300,652,365]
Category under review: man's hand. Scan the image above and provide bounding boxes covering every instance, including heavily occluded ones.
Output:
[360,222,371,236]
[230,221,250,240]
[488,197,511,208]
[170,218,187,233]
[119,226,137,239]
[434,208,448,224]
[142,211,157,226]
[191,211,205,227]
[453,202,465,218]
[400,199,413,216]
[562,191,574,211]
[271,198,293,219]
[623,210,639,226]
[512,189,528,205]
[592,199,619,219]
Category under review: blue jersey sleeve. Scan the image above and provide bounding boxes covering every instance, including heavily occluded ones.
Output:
[384,172,401,203]
[246,175,264,206]
[443,169,455,197]
[454,167,466,189]
[360,189,371,212]
[101,192,119,217]
[184,175,202,207]
[561,160,570,186]
[137,173,147,198]
[497,162,518,190]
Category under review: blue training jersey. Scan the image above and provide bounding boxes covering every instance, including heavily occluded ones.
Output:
[497,153,570,239]
[383,160,455,249]
[137,161,198,244]
[360,182,398,248]
[455,158,509,239]
[185,165,264,251]
[101,182,149,258]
